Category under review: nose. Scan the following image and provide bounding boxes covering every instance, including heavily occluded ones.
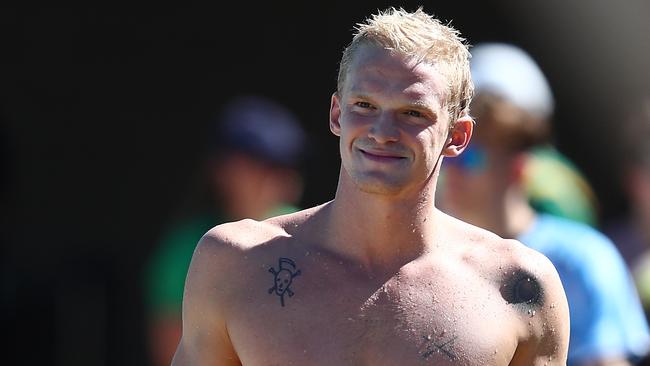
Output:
[368,114,399,144]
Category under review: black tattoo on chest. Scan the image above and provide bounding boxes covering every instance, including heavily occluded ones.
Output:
[501,269,543,307]
[419,333,458,361]
[268,257,301,307]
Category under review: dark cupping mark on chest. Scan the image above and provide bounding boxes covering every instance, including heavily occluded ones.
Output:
[500,268,544,309]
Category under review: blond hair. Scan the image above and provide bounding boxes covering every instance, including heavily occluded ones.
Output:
[337,7,474,124]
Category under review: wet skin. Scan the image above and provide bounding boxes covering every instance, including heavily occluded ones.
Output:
[171,44,569,366]
[171,207,568,366]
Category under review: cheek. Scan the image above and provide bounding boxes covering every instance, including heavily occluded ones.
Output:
[338,115,366,144]
[414,130,444,162]
[341,109,371,129]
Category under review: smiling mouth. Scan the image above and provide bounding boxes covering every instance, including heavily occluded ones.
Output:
[358,148,407,162]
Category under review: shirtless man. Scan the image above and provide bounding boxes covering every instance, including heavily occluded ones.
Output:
[172,7,569,365]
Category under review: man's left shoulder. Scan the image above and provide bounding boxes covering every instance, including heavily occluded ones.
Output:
[497,237,571,362]
[502,237,562,280]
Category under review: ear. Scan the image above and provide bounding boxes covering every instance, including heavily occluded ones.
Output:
[442,115,474,157]
[329,92,342,136]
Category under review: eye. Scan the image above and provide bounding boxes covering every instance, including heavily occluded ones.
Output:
[355,101,374,109]
[405,110,423,118]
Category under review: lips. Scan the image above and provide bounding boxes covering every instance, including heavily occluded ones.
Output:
[358,148,407,162]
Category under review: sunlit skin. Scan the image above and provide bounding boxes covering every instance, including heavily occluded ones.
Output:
[171,44,569,366]
[332,45,462,199]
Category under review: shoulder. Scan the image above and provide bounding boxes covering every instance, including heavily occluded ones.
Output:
[447,214,566,302]
[494,239,570,363]
[444,214,570,361]
[490,238,570,363]
[188,218,290,281]
[202,218,288,249]
[188,206,320,289]
[445,212,558,274]
[179,218,291,332]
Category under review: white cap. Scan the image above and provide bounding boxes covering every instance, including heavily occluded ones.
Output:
[470,42,555,120]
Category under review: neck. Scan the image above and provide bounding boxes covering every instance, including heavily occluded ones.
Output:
[323,169,442,273]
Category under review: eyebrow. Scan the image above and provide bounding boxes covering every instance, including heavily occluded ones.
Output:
[406,100,435,111]
[350,92,436,110]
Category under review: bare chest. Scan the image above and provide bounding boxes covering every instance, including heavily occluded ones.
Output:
[226,257,519,365]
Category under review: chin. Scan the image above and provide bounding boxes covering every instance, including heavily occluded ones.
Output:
[351,172,414,196]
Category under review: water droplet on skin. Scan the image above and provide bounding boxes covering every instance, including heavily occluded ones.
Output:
[529,310,536,317]
[549,303,556,309]
[426,335,432,340]
[494,349,498,354]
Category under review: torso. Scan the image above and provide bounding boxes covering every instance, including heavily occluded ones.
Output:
[215,211,541,366]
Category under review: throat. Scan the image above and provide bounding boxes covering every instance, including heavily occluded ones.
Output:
[325,199,440,272]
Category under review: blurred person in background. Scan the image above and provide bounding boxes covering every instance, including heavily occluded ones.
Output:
[143,95,308,366]
[606,95,650,317]
[439,42,650,365]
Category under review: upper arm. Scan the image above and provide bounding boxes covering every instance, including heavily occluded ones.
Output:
[511,247,571,365]
[535,255,570,365]
[171,231,242,366]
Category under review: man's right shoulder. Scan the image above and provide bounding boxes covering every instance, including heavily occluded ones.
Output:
[184,219,287,307]
[200,218,287,249]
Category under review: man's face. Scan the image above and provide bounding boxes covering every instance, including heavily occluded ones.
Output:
[330,45,456,196]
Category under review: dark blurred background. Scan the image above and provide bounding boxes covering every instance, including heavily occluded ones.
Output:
[2,1,649,364]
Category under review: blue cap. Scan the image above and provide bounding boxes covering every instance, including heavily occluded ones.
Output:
[214,95,307,168]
